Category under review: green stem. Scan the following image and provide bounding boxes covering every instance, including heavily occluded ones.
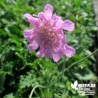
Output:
[63,57,66,75]
[29,85,44,98]
[64,48,98,72]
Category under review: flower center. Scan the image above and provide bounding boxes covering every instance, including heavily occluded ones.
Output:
[35,25,59,49]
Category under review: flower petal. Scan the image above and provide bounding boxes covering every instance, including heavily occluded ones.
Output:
[53,53,61,62]
[44,4,53,18]
[28,41,38,52]
[38,12,47,21]
[24,29,34,42]
[62,20,75,32]
[44,49,53,58]
[24,13,39,26]
[63,44,75,57]
[36,48,45,57]
[52,14,62,27]
[53,28,66,43]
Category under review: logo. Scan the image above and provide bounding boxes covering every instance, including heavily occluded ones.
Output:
[71,80,96,96]
[71,80,78,90]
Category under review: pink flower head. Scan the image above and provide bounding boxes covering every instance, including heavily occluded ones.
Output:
[24,4,75,62]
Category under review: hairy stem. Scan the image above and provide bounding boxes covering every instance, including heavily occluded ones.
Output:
[29,85,44,98]
[64,48,98,72]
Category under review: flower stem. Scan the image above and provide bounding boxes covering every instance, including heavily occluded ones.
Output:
[63,57,66,75]
[64,48,98,72]
[29,85,44,98]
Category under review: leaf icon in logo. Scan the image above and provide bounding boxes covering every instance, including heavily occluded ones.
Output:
[71,80,78,90]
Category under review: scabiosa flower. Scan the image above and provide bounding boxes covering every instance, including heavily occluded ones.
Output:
[24,4,75,62]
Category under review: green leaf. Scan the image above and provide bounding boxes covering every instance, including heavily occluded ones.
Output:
[75,69,97,81]
[0,71,6,93]
[4,93,15,98]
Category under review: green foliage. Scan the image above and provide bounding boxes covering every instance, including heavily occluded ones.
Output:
[0,0,97,98]
[0,71,6,94]
[4,93,15,98]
